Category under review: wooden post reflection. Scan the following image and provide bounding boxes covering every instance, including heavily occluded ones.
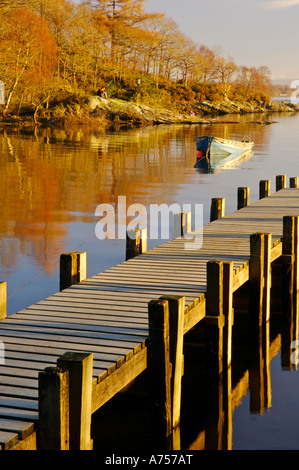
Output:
[222,262,233,450]
[281,216,299,370]
[249,232,272,414]
[205,260,224,449]
[205,260,234,449]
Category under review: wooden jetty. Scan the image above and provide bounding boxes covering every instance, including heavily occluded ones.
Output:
[0,174,299,450]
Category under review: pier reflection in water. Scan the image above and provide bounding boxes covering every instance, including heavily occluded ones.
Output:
[91,267,299,450]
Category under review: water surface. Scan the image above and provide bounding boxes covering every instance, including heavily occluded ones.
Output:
[1,112,299,449]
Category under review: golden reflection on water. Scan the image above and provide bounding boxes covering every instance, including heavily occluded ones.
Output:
[0,119,271,275]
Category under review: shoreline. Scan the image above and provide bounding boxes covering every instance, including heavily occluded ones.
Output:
[1,96,299,129]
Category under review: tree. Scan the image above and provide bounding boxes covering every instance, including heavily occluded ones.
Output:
[213,55,237,99]
[95,0,153,63]
[0,7,57,115]
[236,65,273,100]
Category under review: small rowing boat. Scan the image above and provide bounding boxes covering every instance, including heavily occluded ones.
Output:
[194,136,254,172]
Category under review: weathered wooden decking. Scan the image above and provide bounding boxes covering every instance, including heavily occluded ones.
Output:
[0,176,299,450]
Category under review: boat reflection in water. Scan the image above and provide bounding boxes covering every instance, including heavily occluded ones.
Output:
[194,135,255,173]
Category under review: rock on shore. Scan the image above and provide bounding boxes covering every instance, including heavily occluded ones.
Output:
[89,95,299,126]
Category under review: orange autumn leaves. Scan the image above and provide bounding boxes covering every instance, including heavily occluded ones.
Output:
[0,7,58,115]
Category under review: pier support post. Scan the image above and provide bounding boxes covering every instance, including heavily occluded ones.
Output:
[126,228,147,260]
[237,187,249,209]
[38,367,69,450]
[249,233,272,332]
[0,281,7,320]
[148,299,172,441]
[60,251,87,291]
[210,198,225,222]
[222,261,234,370]
[281,216,299,315]
[148,296,185,446]
[206,260,224,378]
[276,174,286,191]
[249,233,272,414]
[290,177,299,188]
[57,352,93,450]
[174,211,191,238]
[159,295,185,429]
[259,180,270,199]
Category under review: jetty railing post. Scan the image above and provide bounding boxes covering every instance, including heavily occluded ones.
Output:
[237,187,249,210]
[0,281,7,320]
[206,260,224,378]
[222,261,233,450]
[159,294,185,430]
[249,233,266,335]
[126,228,147,260]
[148,299,172,442]
[174,211,191,238]
[210,198,225,222]
[281,216,297,321]
[290,177,299,188]
[294,216,299,293]
[263,233,272,325]
[57,352,93,450]
[60,251,87,291]
[276,174,286,191]
[259,180,270,199]
[222,261,234,371]
[249,233,272,414]
[38,367,70,450]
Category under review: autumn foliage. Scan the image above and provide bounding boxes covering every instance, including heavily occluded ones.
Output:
[0,0,274,120]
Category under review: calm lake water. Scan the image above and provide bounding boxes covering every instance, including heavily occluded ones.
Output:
[2,111,299,449]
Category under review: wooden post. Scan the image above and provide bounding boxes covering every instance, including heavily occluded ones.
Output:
[38,367,69,450]
[60,252,87,291]
[290,177,299,188]
[294,216,299,293]
[0,282,7,320]
[57,352,93,450]
[259,180,270,199]
[263,233,272,324]
[159,295,185,429]
[281,216,296,318]
[237,187,249,210]
[222,262,234,370]
[221,261,233,450]
[206,260,224,377]
[148,299,172,440]
[210,198,225,222]
[126,228,147,260]
[249,233,265,334]
[174,212,191,238]
[276,174,286,191]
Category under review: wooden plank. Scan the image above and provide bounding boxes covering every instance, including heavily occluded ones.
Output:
[10,431,36,450]
[0,407,38,422]
[0,385,38,399]
[91,347,147,411]
[1,335,136,359]
[0,430,19,450]
[183,296,206,334]
[0,419,34,440]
